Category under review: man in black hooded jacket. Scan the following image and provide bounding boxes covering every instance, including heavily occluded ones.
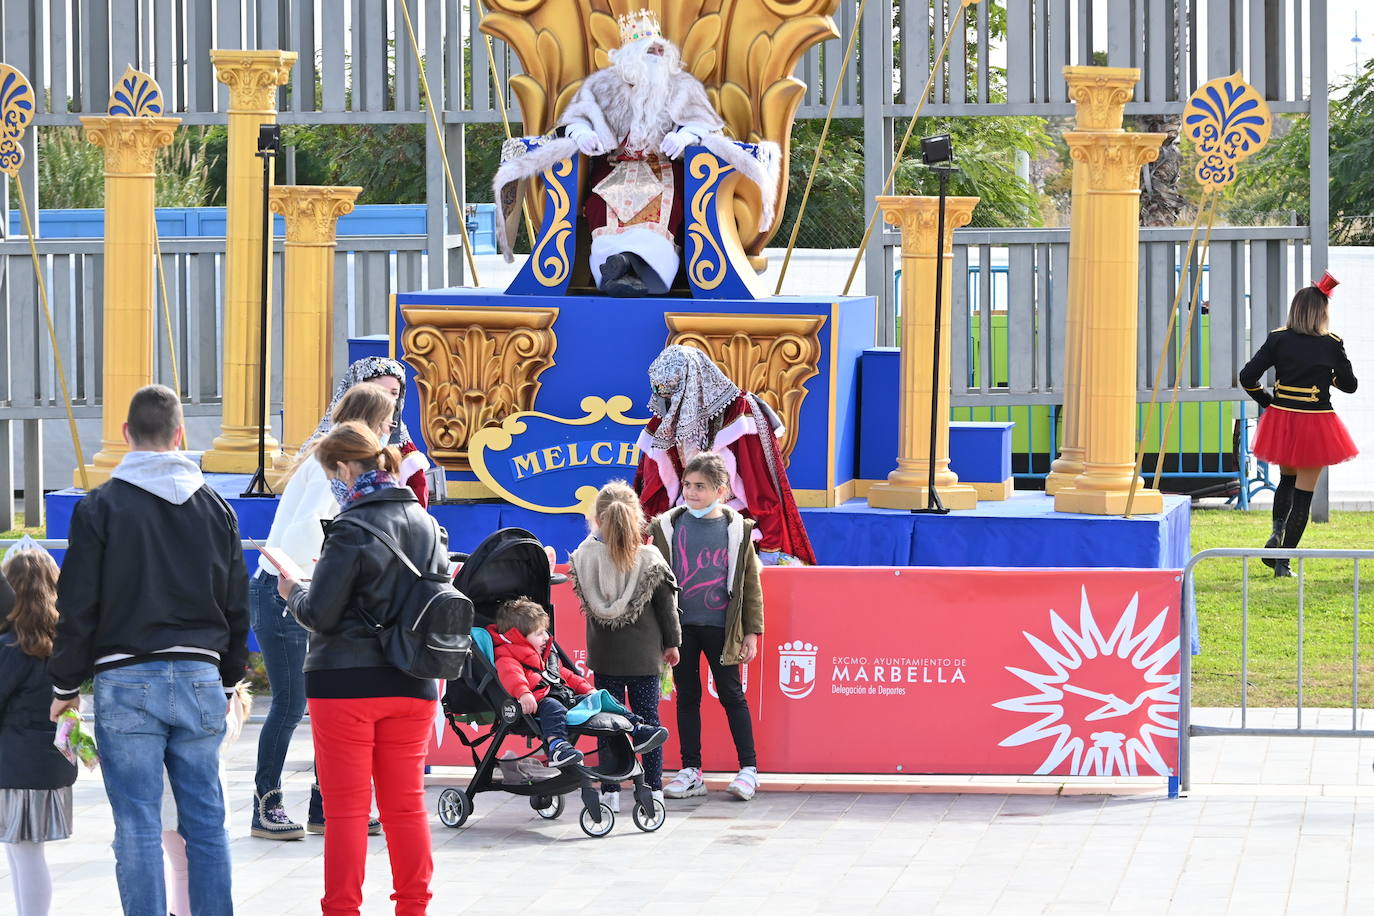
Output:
[49,384,247,916]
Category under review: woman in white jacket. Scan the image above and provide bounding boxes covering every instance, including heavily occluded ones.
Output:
[249,383,398,839]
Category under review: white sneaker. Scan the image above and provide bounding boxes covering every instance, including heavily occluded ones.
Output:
[663,767,706,798]
[726,766,758,801]
[599,789,621,813]
[651,789,664,805]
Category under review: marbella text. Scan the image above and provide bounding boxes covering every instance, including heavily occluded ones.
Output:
[829,656,968,696]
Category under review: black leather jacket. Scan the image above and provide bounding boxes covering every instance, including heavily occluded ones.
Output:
[1239,328,1358,412]
[286,486,448,673]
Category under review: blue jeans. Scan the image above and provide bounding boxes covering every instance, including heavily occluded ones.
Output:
[94,660,232,916]
[249,572,308,797]
[536,697,570,742]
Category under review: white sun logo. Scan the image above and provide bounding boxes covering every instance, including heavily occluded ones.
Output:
[994,587,1179,777]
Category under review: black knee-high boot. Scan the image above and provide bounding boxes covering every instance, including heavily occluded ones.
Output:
[1263,474,1297,568]
[1274,486,1313,578]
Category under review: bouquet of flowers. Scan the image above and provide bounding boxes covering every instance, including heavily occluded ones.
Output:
[53,708,99,769]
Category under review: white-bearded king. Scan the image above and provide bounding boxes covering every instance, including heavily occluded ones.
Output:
[493,9,777,296]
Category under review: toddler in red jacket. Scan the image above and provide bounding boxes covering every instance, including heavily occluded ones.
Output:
[489,597,669,768]
[489,597,596,767]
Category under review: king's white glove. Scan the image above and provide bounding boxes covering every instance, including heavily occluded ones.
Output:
[659,128,700,160]
[567,123,604,156]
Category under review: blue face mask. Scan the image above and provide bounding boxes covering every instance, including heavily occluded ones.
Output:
[686,500,721,519]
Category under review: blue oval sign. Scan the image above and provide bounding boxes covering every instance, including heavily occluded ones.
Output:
[467,395,649,514]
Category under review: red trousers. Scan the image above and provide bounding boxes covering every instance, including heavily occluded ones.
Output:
[309,696,436,916]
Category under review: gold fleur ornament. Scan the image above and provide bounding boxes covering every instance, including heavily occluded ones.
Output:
[108,65,166,117]
[1183,71,1272,192]
[0,64,37,178]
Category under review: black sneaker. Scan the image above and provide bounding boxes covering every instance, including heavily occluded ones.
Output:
[251,790,305,840]
[630,724,669,754]
[548,739,584,768]
[306,782,382,835]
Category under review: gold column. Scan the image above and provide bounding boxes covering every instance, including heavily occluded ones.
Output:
[201,50,297,473]
[268,185,361,464]
[866,195,980,511]
[1046,66,1141,494]
[1054,129,1165,516]
[77,115,180,486]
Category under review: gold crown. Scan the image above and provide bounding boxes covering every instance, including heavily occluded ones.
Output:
[617,9,662,45]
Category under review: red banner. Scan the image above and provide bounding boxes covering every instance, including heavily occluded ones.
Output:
[431,566,1182,777]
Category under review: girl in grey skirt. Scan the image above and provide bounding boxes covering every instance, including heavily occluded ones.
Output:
[0,550,78,916]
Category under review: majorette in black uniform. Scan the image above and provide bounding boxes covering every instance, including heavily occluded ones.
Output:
[1238,272,1359,576]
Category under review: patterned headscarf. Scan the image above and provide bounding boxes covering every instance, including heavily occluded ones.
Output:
[306,357,413,450]
[646,345,740,451]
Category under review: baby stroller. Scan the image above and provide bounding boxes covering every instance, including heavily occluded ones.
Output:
[437,527,668,838]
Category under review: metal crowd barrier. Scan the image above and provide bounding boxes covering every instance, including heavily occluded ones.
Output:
[1178,547,1374,795]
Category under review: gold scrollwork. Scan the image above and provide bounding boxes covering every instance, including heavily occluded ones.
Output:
[532,158,573,286]
[665,312,825,460]
[686,152,731,291]
[400,305,558,471]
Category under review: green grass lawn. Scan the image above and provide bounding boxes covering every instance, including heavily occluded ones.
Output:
[1190,508,1374,708]
[1,513,44,540]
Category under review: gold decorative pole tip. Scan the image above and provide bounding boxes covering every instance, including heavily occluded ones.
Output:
[109,66,165,117]
[0,64,37,177]
[1183,71,1272,192]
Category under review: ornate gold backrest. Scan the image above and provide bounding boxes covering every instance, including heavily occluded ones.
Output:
[481,0,839,255]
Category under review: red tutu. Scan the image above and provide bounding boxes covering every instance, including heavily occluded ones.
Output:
[1252,407,1360,468]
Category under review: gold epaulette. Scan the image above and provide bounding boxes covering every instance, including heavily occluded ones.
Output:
[1327,332,1342,342]
[1271,325,1288,333]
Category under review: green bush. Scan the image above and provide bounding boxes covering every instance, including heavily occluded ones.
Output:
[37,125,217,210]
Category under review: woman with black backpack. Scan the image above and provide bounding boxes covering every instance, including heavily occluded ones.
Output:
[276,420,447,916]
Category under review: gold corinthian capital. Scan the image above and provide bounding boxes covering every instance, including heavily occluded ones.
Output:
[400,306,559,472]
[269,186,363,245]
[664,313,826,462]
[1064,132,1166,192]
[1063,66,1140,131]
[81,117,180,174]
[210,50,297,112]
[879,196,979,257]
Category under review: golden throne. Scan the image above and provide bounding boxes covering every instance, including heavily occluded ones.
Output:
[483,0,839,299]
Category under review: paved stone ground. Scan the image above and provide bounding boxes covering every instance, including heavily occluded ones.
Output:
[5,708,1374,914]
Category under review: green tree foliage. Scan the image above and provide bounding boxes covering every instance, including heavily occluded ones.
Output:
[37,125,216,209]
[778,115,1053,248]
[1225,59,1374,243]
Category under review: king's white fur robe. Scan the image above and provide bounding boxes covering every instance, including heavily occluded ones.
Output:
[493,66,779,275]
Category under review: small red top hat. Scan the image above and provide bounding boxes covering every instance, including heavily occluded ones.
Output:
[1313,270,1339,297]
